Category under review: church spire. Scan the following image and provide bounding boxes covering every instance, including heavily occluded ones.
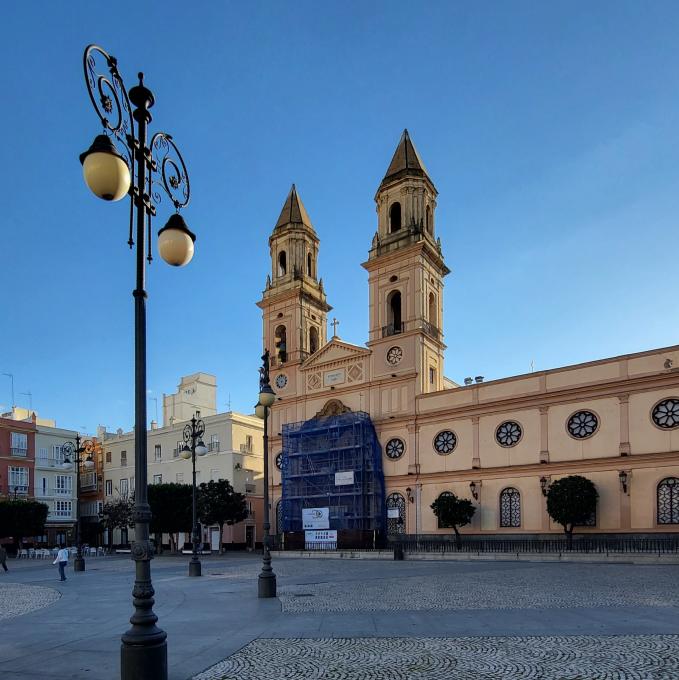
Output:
[274,183,315,234]
[380,129,433,190]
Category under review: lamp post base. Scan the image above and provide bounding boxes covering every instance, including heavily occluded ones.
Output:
[73,557,85,572]
[121,638,167,680]
[258,572,277,598]
[188,559,202,577]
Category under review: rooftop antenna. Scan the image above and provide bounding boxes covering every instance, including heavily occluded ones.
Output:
[20,391,32,413]
[149,397,158,424]
[227,393,232,411]
[530,360,534,373]
[2,373,14,408]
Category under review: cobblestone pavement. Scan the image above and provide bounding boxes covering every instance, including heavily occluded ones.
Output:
[279,563,679,613]
[193,635,679,679]
[0,582,60,620]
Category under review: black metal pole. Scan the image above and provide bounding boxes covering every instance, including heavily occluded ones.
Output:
[258,394,276,597]
[120,74,167,680]
[73,434,85,572]
[188,417,201,577]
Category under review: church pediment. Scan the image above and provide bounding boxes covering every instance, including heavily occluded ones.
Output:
[301,338,371,370]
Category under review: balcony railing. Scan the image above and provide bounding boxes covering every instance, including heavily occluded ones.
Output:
[422,320,441,341]
[51,509,72,519]
[382,322,405,338]
[240,444,253,454]
[11,485,29,495]
[11,447,28,457]
[245,483,256,494]
[80,472,98,492]
[208,442,220,453]
[54,488,72,496]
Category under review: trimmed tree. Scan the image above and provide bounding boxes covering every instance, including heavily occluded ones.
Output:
[148,483,192,553]
[197,479,247,553]
[99,497,135,549]
[430,493,475,549]
[0,500,49,547]
[546,475,598,548]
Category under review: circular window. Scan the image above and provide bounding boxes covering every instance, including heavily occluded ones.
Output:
[652,398,679,429]
[567,410,599,439]
[496,421,522,447]
[275,452,283,470]
[433,430,457,455]
[385,438,405,460]
[386,346,403,366]
[275,374,288,389]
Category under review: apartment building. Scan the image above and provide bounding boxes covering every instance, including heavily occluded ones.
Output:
[0,412,36,500]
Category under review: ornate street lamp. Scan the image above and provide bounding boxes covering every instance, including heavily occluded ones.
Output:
[80,44,196,680]
[62,435,95,572]
[255,349,277,598]
[181,414,208,576]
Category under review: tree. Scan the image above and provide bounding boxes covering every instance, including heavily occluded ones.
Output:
[430,493,475,549]
[99,497,134,549]
[197,479,247,553]
[0,500,49,547]
[148,483,192,553]
[546,475,598,548]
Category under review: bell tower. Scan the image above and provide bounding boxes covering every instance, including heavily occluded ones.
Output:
[258,184,330,366]
[363,130,449,394]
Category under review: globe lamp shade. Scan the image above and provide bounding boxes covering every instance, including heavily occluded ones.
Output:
[180,445,192,460]
[80,135,131,201]
[84,456,95,470]
[195,440,208,456]
[254,403,266,420]
[258,385,276,408]
[157,213,196,267]
[62,458,74,471]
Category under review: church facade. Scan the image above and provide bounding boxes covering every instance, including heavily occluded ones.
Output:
[258,130,679,539]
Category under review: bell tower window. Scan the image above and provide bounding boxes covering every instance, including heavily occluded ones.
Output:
[428,292,436,327]
[389,202,402,232]
[307,252,312,277]
[274,325,287,363]
[387,290,402,334]
[309,326,319,354]
[278,251,287,277]
[426,205,432,234]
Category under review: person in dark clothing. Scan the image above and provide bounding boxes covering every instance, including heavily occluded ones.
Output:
[0,546,8,572]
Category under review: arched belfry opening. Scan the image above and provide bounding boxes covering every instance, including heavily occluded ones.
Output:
[387,290,402,334]
[389,202,402,232]
[275,325,287,363]
[278,251,287,277]
[309,326,319,354]
[307,252,312,277]
[425,205,432,234]
[428,292,436,327]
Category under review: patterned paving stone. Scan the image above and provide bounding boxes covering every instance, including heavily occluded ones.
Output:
[0,583,60,620]
[279,564,679,613]
[193,635,679,679]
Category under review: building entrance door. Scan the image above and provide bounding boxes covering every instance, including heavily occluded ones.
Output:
[210,528,220,552]
[246,525,255,550]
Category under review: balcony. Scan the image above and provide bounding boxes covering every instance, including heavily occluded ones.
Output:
[382,322,405,338]
[51,509,72,519]
[80,472,98,492]
[239,444,253,454]
[81,501,102,517]
[422,320,441,342]
[11,485,28,495]
[208,442,220,453]
[245,483,256,494]
[54,487,72,496]
[11,447,27,457]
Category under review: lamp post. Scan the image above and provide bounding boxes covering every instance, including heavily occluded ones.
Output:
[181,414,208,576]
[255,350,277,598]
[62,435,95,572]
[80,44,196,680]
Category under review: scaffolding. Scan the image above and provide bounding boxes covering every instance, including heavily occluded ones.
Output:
[280,411,385,534]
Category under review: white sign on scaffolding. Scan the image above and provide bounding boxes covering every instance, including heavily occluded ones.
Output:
[302,507,330,530]
[334,471,354,486]
[305,530,337,547]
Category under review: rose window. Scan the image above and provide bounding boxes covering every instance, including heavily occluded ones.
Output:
[496,421,522,447]
[385,438,405,460]
[652,399,679,429]
[567,411,599,439]
[433,430,457,455]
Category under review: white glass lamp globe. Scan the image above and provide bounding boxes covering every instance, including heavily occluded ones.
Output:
[195,440,208,456]
[259,385,276,408]
[80,135,131,202]
[157,213,196,267]
[84,456,95,470]
[62,458,74,471]
[254,403,266,420]
[180,445,192,460]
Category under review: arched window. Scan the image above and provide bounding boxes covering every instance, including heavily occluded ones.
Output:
[425,205,432,234]
[387,290,402,334]
[309,326,319,354]
[386,492,406,534]
[436,491,453,529]
[658,477,679,524]
[278,251,287,277]
[499,487,521,528]
[274,325,287,363]
[428,292,436,327]
[307,252,312,277]
[389,202,402,232]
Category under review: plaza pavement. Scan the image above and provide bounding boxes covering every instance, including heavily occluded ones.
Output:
[0,553,678,679]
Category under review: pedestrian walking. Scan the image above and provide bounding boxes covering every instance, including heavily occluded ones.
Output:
[53,546,69,581]
[0,545,8,572]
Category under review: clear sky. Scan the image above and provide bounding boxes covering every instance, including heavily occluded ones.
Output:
[2,2,679,433]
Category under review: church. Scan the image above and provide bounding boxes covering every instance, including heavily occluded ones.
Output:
[258,130,679,545]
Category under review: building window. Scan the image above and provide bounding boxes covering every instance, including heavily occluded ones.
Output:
[121,450,127,467]
[429,367,436,385]
[386,290,402,334]
[499,488,521,527]
[209,434,220,452]
[10,432,27,456]
[567,411,599,439]
[433,430,457,455]
[384,438,405,460]
[389,202,402,232]
[652,398,679,429]
[105,480,112,496]
[245,435,253,452]
[275,325,287,363]
[658,477,679,525]
[425,205,432,234]
[428,292,436,326]
[9,467,29,493]
[54,501,72,518]
[386,492,406,534]
[130,477,135,494]
[175,441,182,458]
[153,474,162,485]
[275,452,283,470]
[309,326,319,354]
[55,475,72,496]
[278,250,287,277]
[52,445,64,464]
[154,444,161,461]
[39,476,48,496]
[37,447,48,462]
[119,478,129,498]
[105,451,111,463]
[436,491,454,529]
[496,421,522,447]
[176,472,184,483]
[307,252,312,277]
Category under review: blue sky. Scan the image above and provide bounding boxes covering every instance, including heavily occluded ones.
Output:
[2,2,679,433]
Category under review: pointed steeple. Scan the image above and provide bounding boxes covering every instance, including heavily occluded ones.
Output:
[380,129,432,189]
[274,184,315,233]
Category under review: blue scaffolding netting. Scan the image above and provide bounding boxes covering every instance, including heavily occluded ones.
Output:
[280,411,385,533]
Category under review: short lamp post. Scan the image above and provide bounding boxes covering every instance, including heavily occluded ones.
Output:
[62,435,95,572]
[181,414,208,576]
[255,350,277,598]
[80,44,197,680]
